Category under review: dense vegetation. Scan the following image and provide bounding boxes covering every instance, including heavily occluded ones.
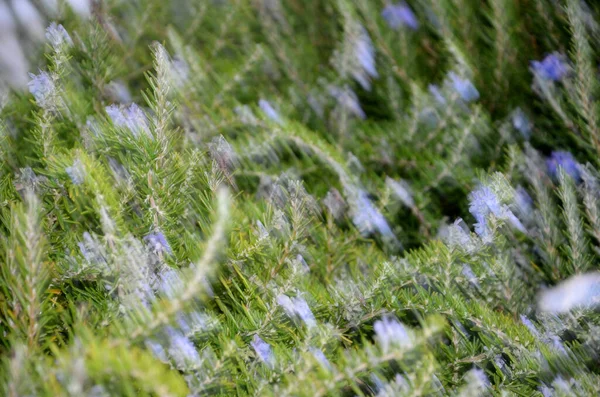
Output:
[2,0,600,395]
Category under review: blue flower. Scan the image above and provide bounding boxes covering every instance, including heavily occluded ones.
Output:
[352,27,378,90]
[546,151,581,182]
[468,186,503,237]
[381,3,419,30]
[308,347,331,370]
[106,103,150,137]
[373,316,411,353]
[146,339,168,362]
[328,85,366,119]
[385,177,414,207]
[520,315,540,338]
[46,22,73,49]
[511,108,533,140]
[251,335,275,368]
[66,159,85,185]
[157,267,182,299]
[166,327,201,369]
[351,188,394,239]
[531,53,569,82]
[448,72,479,102]
[28,71,55,108]
[144,231,172,255]
[428,84,446,104]
[277,294,317,329]
[259,99,283,124]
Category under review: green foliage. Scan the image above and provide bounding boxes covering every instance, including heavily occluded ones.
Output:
[2,0,600,395]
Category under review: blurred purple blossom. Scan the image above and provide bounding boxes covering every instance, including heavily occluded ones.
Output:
[351,188,394,239]
[381,3,419,30]
[511,108,533,140]
[157,267,182,299]
[428,84,446,105]
[353,27,378,90]
[308,347,331,370]
[66,159,85,185]
[251,335,275,368]
[531,53,569,82]
[468,186,503,237]
[106,103,150,137]
[328,85,366,119]
[144,231,172,255]
[28,71,55,108]
[373,316,411,353]
[259,99,283,124]
[546,151,581,182]
[277,294,316,329]
[386,177,414,208]
[448,72,479,102]
[46,23,73,49]
[166,327,201,369]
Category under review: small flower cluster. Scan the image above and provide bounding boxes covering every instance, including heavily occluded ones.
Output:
[106,103,151,137]
[66,159,86,185]
[531,53,569,82]
[251,335,275,368]
[276,294,317,329]
[144,231,172,255]
[546,151,581,182]
[382,2,419,30]
[386,177,414,208]
[259,99,283,124]
[447,72,479,103]
[28,71,56,109]
[468,185,524,239]
[46,22,73,49]
[373,316,412,353]
[349,188,395,241]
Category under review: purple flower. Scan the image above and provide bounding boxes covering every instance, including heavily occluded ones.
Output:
[385,177,414,208]
[428,84,446,104]
[538,272,600,313]
[328,85,366,119]
[373,316,411,352]
[382,3,419,30]
[28,71,55,108]
[166,327,201,368]
[106,103,150,137]
[352,26,378,90]
[308,347,331,370]
[146,339,168,362]
[448,72,479,102]
[531,53,569,82]
[277,294,317,329]
[351,188,394,239]
[157,267,182,299]
[546,151,581,182]
[468,186,503,237]
[520,315,540,338]
[259,99,283,124]
[66,159,85,185]
[46,23,73,48]
[511,108,532,140]
[251,335,275,368]
[144,231,172,254]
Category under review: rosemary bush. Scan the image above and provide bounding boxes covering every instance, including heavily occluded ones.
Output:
[2,0,600,395]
